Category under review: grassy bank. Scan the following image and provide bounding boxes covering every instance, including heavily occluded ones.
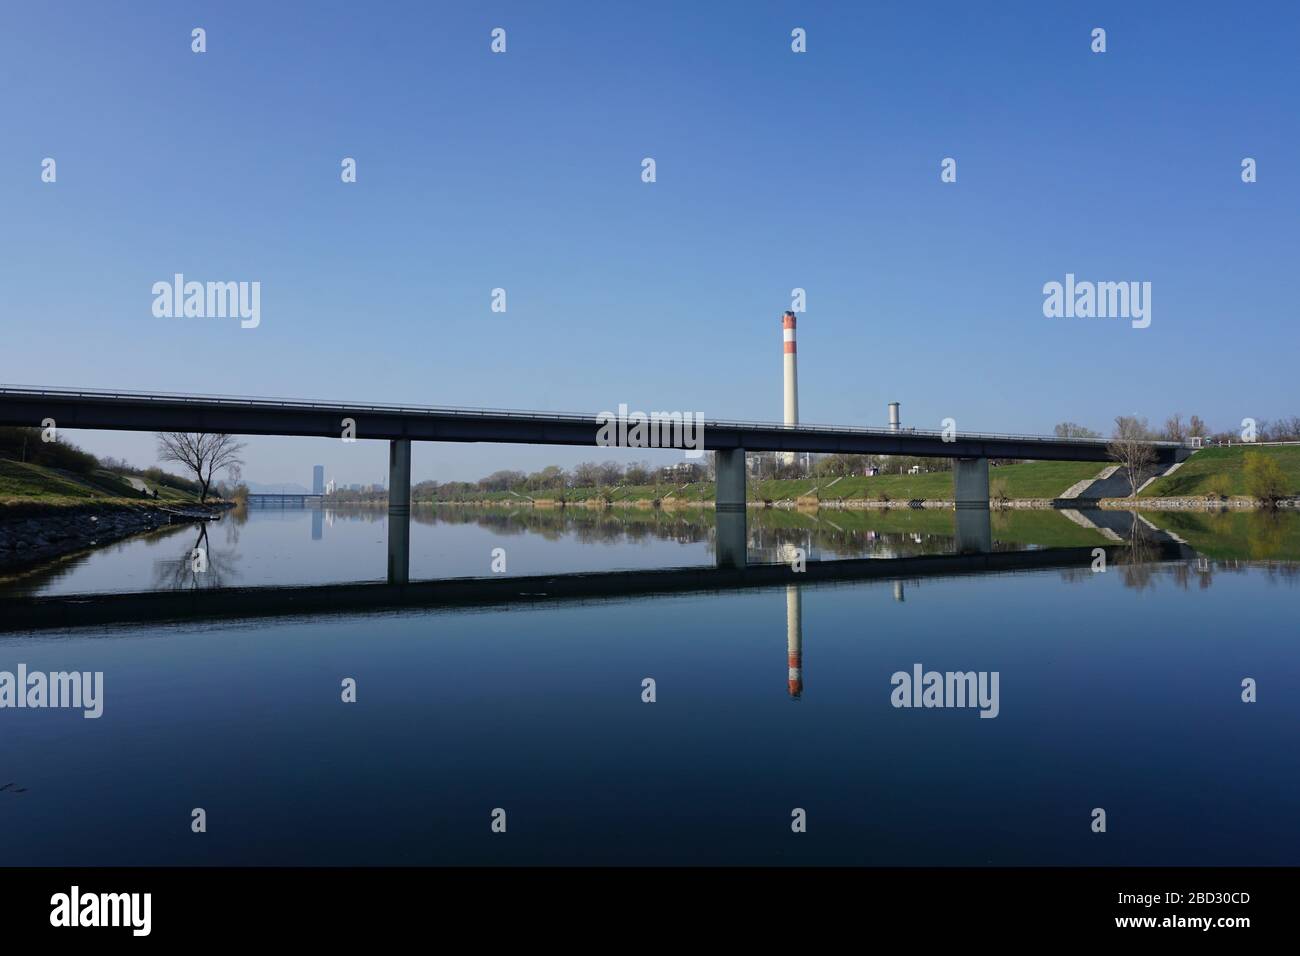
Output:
[751,460,1104,502]
[0,458,202,508]
[420,460,1110,506]
[1141,445,1300,498]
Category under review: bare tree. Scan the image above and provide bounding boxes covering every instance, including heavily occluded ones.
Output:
[1108,416,1158,498]
[1054,421,1101,440]
[1161,413,1186,442]
[155,432,246,503]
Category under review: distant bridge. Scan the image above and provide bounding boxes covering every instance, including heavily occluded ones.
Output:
[246,493,323,507]
[0,385,1192,581]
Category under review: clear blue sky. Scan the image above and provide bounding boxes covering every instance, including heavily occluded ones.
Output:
[2,1,1295,484]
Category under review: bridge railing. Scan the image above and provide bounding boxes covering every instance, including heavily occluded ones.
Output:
[0,384,1188,448]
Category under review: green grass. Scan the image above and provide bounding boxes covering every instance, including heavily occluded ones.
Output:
[757,460,1105,502]
[421,460,1111,504]
[991,510,1110,547]
[1141,445,1300,498]
[0,457,202,507]
[1143,509,1300,560]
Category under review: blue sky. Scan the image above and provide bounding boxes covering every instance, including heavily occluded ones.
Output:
[1,1,1295,484]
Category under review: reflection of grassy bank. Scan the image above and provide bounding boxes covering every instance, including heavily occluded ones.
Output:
[991,510,1110,548]
[1144,509,1300,560]
[743,505,952,535]
[425,501,1110,549]
[753,506,1106,547]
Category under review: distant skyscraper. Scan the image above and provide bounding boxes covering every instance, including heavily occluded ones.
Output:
[312,465,324,495]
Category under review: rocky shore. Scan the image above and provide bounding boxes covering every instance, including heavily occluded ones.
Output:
[0,502,230,573]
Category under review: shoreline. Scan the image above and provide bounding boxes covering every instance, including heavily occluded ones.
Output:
[401,495,1299,512]
[0,501,231,574]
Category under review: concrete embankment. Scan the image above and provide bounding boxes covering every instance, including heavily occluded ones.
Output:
[0,502,230,573]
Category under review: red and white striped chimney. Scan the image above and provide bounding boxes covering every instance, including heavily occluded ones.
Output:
[782,311,798,465]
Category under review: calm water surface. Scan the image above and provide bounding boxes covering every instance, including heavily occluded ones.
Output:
[1,506,1297,865]
[2,504,1139,596]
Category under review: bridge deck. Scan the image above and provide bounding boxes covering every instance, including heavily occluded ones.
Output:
[0,385,1186,462]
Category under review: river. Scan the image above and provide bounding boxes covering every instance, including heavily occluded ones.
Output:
[0,505,1296,864]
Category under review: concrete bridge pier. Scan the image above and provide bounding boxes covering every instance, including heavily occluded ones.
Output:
[715,448,747,569]
[387,439,411,584]
[953,456,992,554]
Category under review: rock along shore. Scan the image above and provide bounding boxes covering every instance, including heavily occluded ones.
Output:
[0,502,230,574]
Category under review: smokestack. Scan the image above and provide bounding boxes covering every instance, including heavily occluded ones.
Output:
[888,401,900,433]
[782,311,798,465]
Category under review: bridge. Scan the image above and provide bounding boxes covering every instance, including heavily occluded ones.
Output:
[0,385,1191,580]
[246,493,323,507]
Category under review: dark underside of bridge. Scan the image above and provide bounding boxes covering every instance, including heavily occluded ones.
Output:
[0,544,1187,633]
[0,388,1184,463]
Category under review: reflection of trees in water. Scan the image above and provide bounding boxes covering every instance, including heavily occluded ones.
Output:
[1173,557,1297,591]
[152,523,240,590]
[222,507,245,546]
[1246,511,1285,560]
[1115,519,1162,591]
[1054,510,1300,592]
[1264,561,1300,584]
[1058,567,1093,586]
[400,504,955,557]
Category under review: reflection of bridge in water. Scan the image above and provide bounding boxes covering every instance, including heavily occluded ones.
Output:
[247,493,323,508]
[1,542,1187,634]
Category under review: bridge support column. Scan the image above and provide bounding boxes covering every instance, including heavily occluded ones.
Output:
[953,456,992,554]
[387,439,411,584]
[715,448,747,569]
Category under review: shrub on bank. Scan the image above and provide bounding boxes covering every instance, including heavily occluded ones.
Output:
[1244,452,1289,504]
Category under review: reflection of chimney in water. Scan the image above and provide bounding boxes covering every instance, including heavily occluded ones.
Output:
[893,580,905,603]
[787,585,803,699]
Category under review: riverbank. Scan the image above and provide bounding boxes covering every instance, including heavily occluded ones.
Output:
[409,494,1299,512]
[0,501,231,573]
